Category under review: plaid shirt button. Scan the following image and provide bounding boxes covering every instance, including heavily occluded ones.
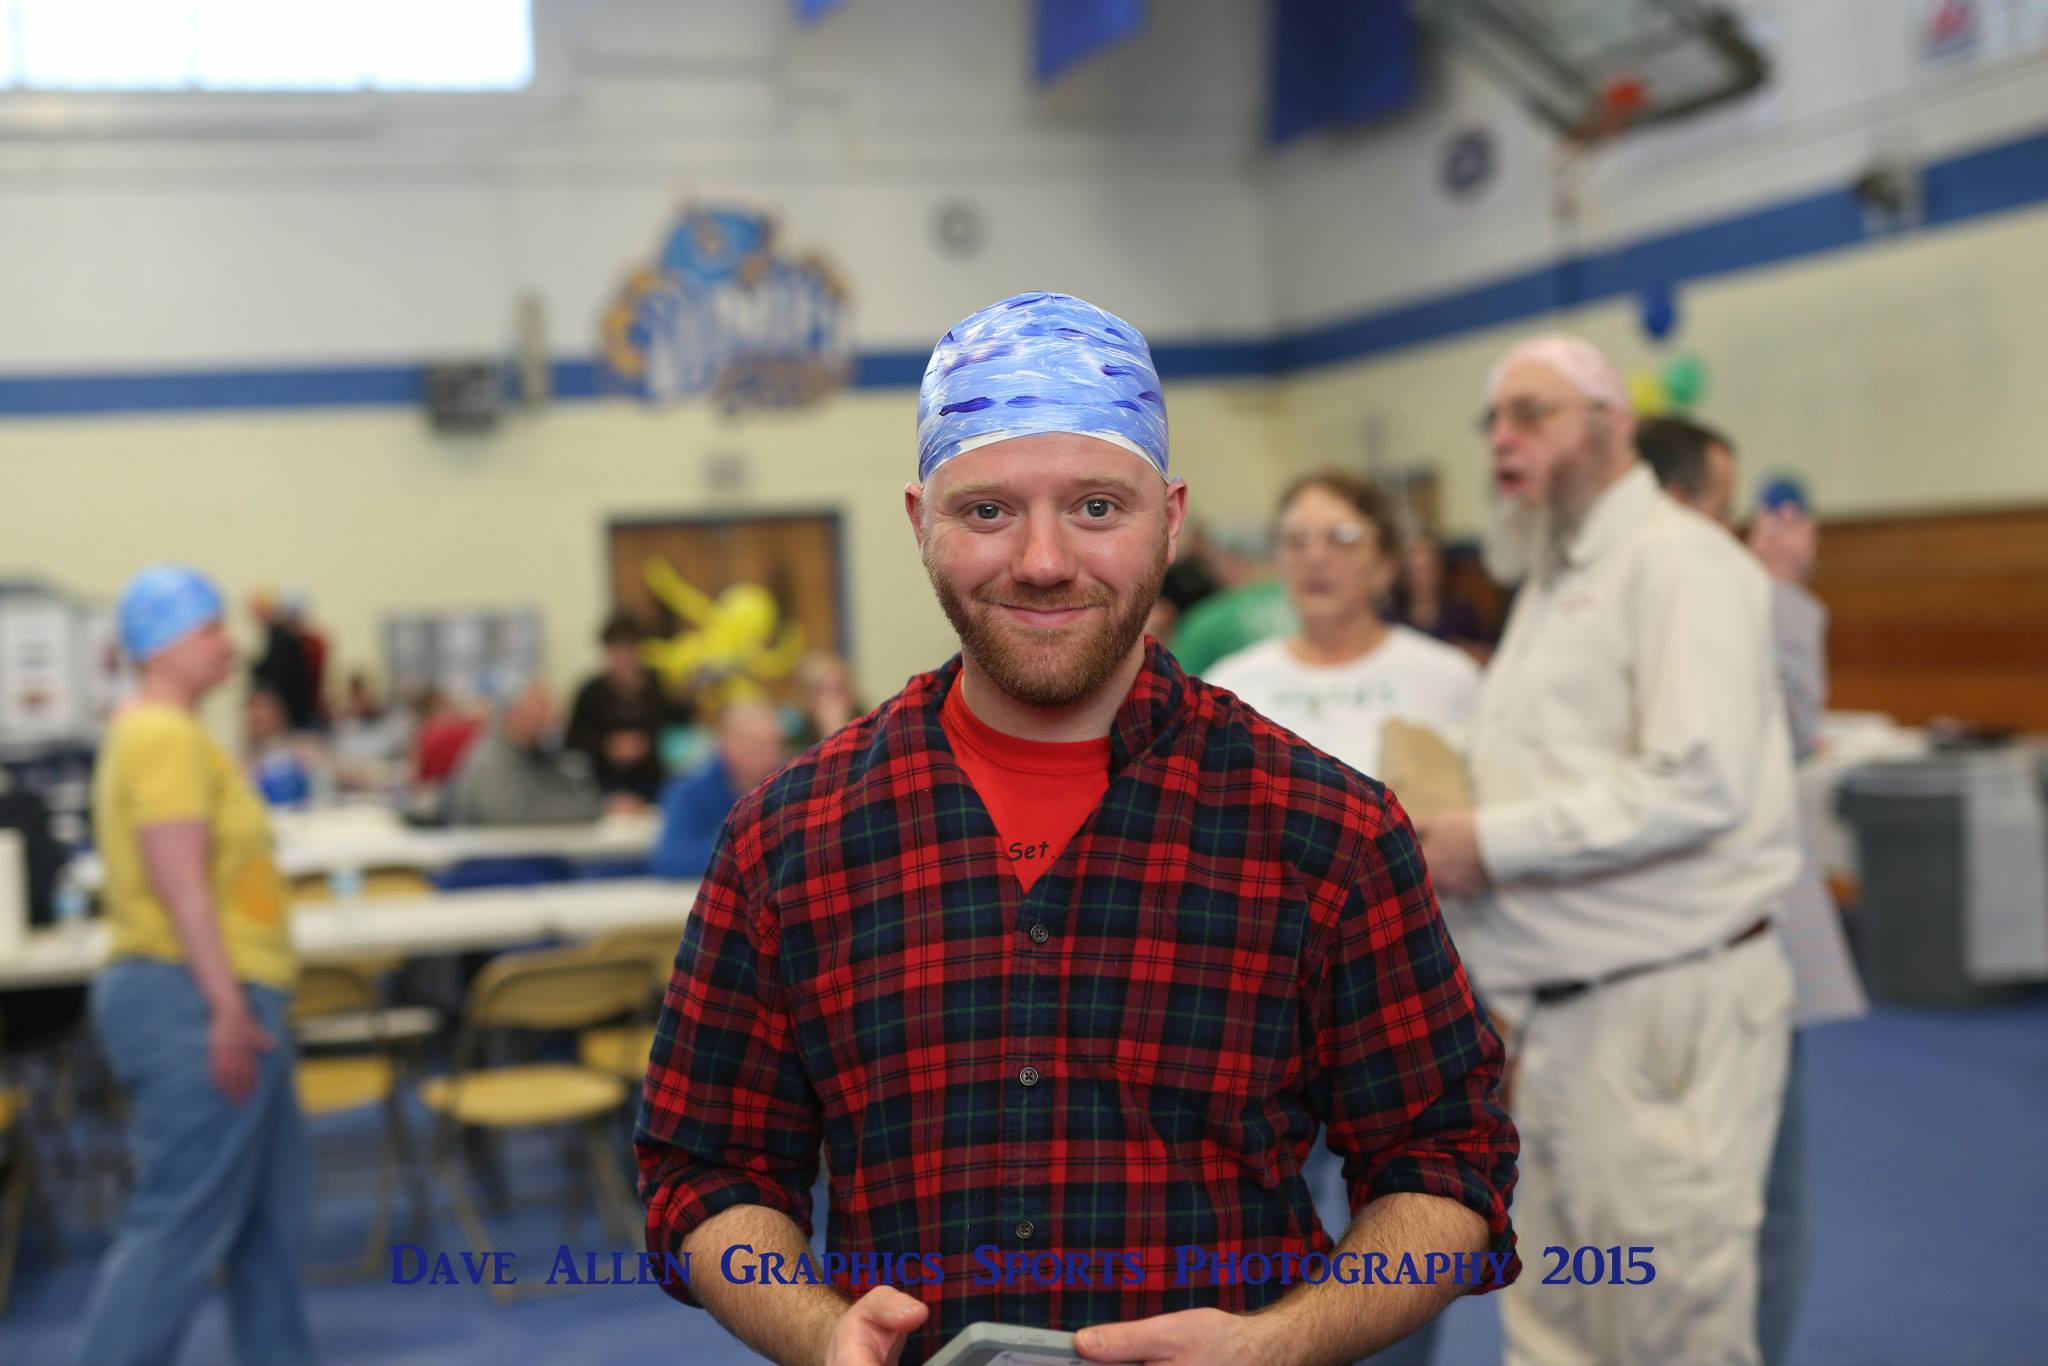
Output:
[1028,923,1050,944]
[1018,1066,1041,1087]
[1015,1219,1035,1241]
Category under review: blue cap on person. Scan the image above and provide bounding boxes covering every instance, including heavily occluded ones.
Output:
[916,291,1168,484]
[117,564,225,663]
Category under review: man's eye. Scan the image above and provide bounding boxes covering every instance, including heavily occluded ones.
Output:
[971,503,1003,520]
[1082,498,1115,518]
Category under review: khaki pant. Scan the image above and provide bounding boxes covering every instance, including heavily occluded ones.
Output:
[1493,933,1794,1366]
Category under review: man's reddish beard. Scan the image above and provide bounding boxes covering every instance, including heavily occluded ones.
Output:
[924,527,1169,709]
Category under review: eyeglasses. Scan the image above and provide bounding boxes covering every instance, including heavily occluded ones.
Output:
[1276,522,1370,554]
[1475,396,1606,437]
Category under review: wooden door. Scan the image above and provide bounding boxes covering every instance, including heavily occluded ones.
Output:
[606,511,847,705]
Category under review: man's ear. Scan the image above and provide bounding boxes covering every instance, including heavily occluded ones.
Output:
[1162,478,1190,562]
[904,481,927,548]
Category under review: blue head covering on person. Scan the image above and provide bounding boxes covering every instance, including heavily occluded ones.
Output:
[916,291,1168,483]
[117,564,225,663]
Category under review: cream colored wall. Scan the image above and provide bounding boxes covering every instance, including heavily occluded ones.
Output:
[0,379,1282,713]
[1275,201,2048,535]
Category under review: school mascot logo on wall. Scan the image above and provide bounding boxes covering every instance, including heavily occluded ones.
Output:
[601,206,852,411]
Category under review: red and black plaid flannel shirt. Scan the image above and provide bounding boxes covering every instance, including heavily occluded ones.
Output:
[638,641,1518,1361]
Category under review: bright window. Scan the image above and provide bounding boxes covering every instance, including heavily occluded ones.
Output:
[0,0,533,92]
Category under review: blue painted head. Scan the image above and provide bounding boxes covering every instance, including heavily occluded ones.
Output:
[916,292,1168,484]
[118,564,224,663]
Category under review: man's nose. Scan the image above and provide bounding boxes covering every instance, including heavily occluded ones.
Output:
[1490,418,1520,462]
[1011,510,1078,587]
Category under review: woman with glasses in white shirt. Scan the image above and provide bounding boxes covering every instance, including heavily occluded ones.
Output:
[1205,469,1482,1366]
[1206,470,1480,782]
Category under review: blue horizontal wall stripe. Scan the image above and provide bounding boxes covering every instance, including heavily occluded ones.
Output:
[3,122,2044,419]
[0,364,422,416]
[1923,126,2048,223]
[851,350,928,388]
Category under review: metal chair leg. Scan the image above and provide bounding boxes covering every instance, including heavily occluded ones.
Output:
[429,1127,513,1306]
[384,1092,431,1244]
[585,1118,641,1245]
[0,1144,33,1317]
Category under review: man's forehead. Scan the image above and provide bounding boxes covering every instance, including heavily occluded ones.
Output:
[1491,356,1582,399]
[924,434,1165,497]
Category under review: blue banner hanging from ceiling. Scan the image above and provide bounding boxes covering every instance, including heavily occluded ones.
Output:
[601,206,853,412]
[1268,0,1421,145]
[1035,0,1148,82]
[791,0,845,25]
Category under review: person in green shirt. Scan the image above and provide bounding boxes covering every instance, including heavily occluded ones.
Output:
[1167,577,1298,676]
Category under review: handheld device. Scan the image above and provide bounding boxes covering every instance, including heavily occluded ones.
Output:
[923,1321,1135,1366]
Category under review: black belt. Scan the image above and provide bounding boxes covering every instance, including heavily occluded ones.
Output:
[1529,917,1772,1007]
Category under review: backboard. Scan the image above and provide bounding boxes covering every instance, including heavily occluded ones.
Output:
[1414,0,1770,140]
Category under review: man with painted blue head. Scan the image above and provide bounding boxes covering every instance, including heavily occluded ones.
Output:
[638,293,1518,1366]
[77,565,314,1366]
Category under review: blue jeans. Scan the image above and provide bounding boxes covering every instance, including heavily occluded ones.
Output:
[77,959,315,1366]
[1757,1032,1809,1366]
[1307,1135,1441,1366]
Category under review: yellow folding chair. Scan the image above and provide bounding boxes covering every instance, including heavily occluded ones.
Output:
[293,952,444,1054]
[417,946,652,1301]
[575,926,681,1085]
[291,962,427,1281]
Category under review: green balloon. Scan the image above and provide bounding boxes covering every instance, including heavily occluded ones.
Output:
[1664,354,1707,409]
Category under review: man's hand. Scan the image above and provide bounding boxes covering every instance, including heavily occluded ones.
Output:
[1416,809,1489,899]
[1748,506,1818,584]
[208,1001,276,1104]
[824,1285,928,1366]
[1075,1308,1266,1366]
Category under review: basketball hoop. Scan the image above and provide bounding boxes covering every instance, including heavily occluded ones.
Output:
[1571,75,1652,145]
[1416,0,1769,143]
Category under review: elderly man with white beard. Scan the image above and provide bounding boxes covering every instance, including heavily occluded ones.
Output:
[1416,336,1801,1366]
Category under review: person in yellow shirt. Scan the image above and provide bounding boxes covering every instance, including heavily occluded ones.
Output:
[76,564,313,1366]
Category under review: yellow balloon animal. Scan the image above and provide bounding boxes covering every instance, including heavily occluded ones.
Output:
[641,559,808,708]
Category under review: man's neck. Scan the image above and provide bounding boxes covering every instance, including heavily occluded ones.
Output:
[955,644,1144,743]
[1561,455,1634,525]
[1549,457,1636,563]
[136,676,198,712]
[1289,613,1390,667]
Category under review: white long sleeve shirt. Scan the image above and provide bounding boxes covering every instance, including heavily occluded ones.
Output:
[1462,463,1802,990]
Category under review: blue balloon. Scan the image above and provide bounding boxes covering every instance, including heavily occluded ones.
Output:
[1638,283,1680,342]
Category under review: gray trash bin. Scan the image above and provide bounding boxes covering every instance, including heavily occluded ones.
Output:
[1836,755,2033,1008]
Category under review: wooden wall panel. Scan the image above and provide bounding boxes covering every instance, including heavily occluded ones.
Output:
[1811,506,2048,731]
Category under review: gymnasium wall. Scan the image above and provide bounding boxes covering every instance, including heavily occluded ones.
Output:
[0,0,1283,705]
[1260,0,2048,526]
[3,0,2044,710]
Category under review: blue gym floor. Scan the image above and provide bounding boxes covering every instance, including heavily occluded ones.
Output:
[6,994,2045,1366]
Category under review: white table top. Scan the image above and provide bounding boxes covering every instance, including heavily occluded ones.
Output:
[65,807,662,891]
[0,877,700,991]
[1798,715,1932,879]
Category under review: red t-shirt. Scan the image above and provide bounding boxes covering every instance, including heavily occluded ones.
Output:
[938,683,1109,892]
